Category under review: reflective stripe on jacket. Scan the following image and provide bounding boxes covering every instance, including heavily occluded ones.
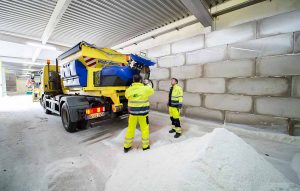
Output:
[125,82,154,115]
[169,84,183,108]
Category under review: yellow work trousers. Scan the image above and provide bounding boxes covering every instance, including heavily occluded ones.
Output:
[124,114,149,149]
[169,107,182,134]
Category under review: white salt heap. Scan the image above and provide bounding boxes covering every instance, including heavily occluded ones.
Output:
[105,128,300,191]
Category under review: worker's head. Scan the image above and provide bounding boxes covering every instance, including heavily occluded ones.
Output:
[171,78,178,86]
[133,74,142,83]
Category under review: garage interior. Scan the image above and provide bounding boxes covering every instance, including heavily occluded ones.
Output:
[0,0,300,190]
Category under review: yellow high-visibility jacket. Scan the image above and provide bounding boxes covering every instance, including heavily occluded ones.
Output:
[168,84,183,108]
[125,82,154,115]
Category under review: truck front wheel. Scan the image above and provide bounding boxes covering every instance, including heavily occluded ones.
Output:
[61,103,78,133]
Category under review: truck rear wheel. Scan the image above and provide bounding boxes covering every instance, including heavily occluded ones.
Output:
[61,103,78,132]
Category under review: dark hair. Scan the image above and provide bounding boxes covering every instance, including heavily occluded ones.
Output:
[133,74,142,82]
[172,78,178,84]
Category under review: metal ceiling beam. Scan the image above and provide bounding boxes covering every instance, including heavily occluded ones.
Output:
[0,31,72,49]
[112,16,199,50]
[212,0,267,17]
[32,0,72,62]
[180,0,213,27]
[4,65,41,78]
[0,56,45,66]
[41,0,72,44]
[5,67,40,72]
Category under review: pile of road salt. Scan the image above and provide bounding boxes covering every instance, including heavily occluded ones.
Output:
[105,128,299,191]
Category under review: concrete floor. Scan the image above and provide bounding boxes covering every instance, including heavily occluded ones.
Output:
[0,95,299,191]
[0,95,126,191]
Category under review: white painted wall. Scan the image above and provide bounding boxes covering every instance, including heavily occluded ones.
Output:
[16,79,27,94]
[5,72,17,95]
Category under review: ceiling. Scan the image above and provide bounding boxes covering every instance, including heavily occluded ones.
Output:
[50,0,191,47]
[0,0,191,48]
[0,0,242,77]
[0,0,57,39]
[0,0,194,77]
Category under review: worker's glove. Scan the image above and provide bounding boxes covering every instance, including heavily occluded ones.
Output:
[143,79,149,85]
[177,104,183,109]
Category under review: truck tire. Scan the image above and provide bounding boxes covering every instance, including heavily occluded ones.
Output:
[61,103,78,132]
[43,97,52,114]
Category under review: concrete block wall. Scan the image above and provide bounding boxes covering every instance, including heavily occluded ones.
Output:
[148,10,300,134]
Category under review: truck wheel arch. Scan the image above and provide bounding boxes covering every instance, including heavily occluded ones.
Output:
[59,96,89,123]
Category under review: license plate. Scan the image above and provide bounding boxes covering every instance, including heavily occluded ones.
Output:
[86,112,105,120]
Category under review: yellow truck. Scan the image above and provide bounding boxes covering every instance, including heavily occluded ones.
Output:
[40,41,155,132]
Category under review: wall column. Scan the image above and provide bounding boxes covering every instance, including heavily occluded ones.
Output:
[0,62,7,97]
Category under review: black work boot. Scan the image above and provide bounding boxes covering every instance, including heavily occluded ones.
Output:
[174,133,181,138]
[124,147,132,153]
[143,146,150,151]
[169,129,176,133]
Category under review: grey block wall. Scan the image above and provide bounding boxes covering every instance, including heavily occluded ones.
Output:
[148,10,300,134]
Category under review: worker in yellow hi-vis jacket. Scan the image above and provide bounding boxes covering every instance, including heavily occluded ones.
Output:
[124,75,154,153]
[168,78,183,138]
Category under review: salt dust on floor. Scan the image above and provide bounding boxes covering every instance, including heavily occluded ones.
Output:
[45,157,105,191]
[0,95,300,191]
